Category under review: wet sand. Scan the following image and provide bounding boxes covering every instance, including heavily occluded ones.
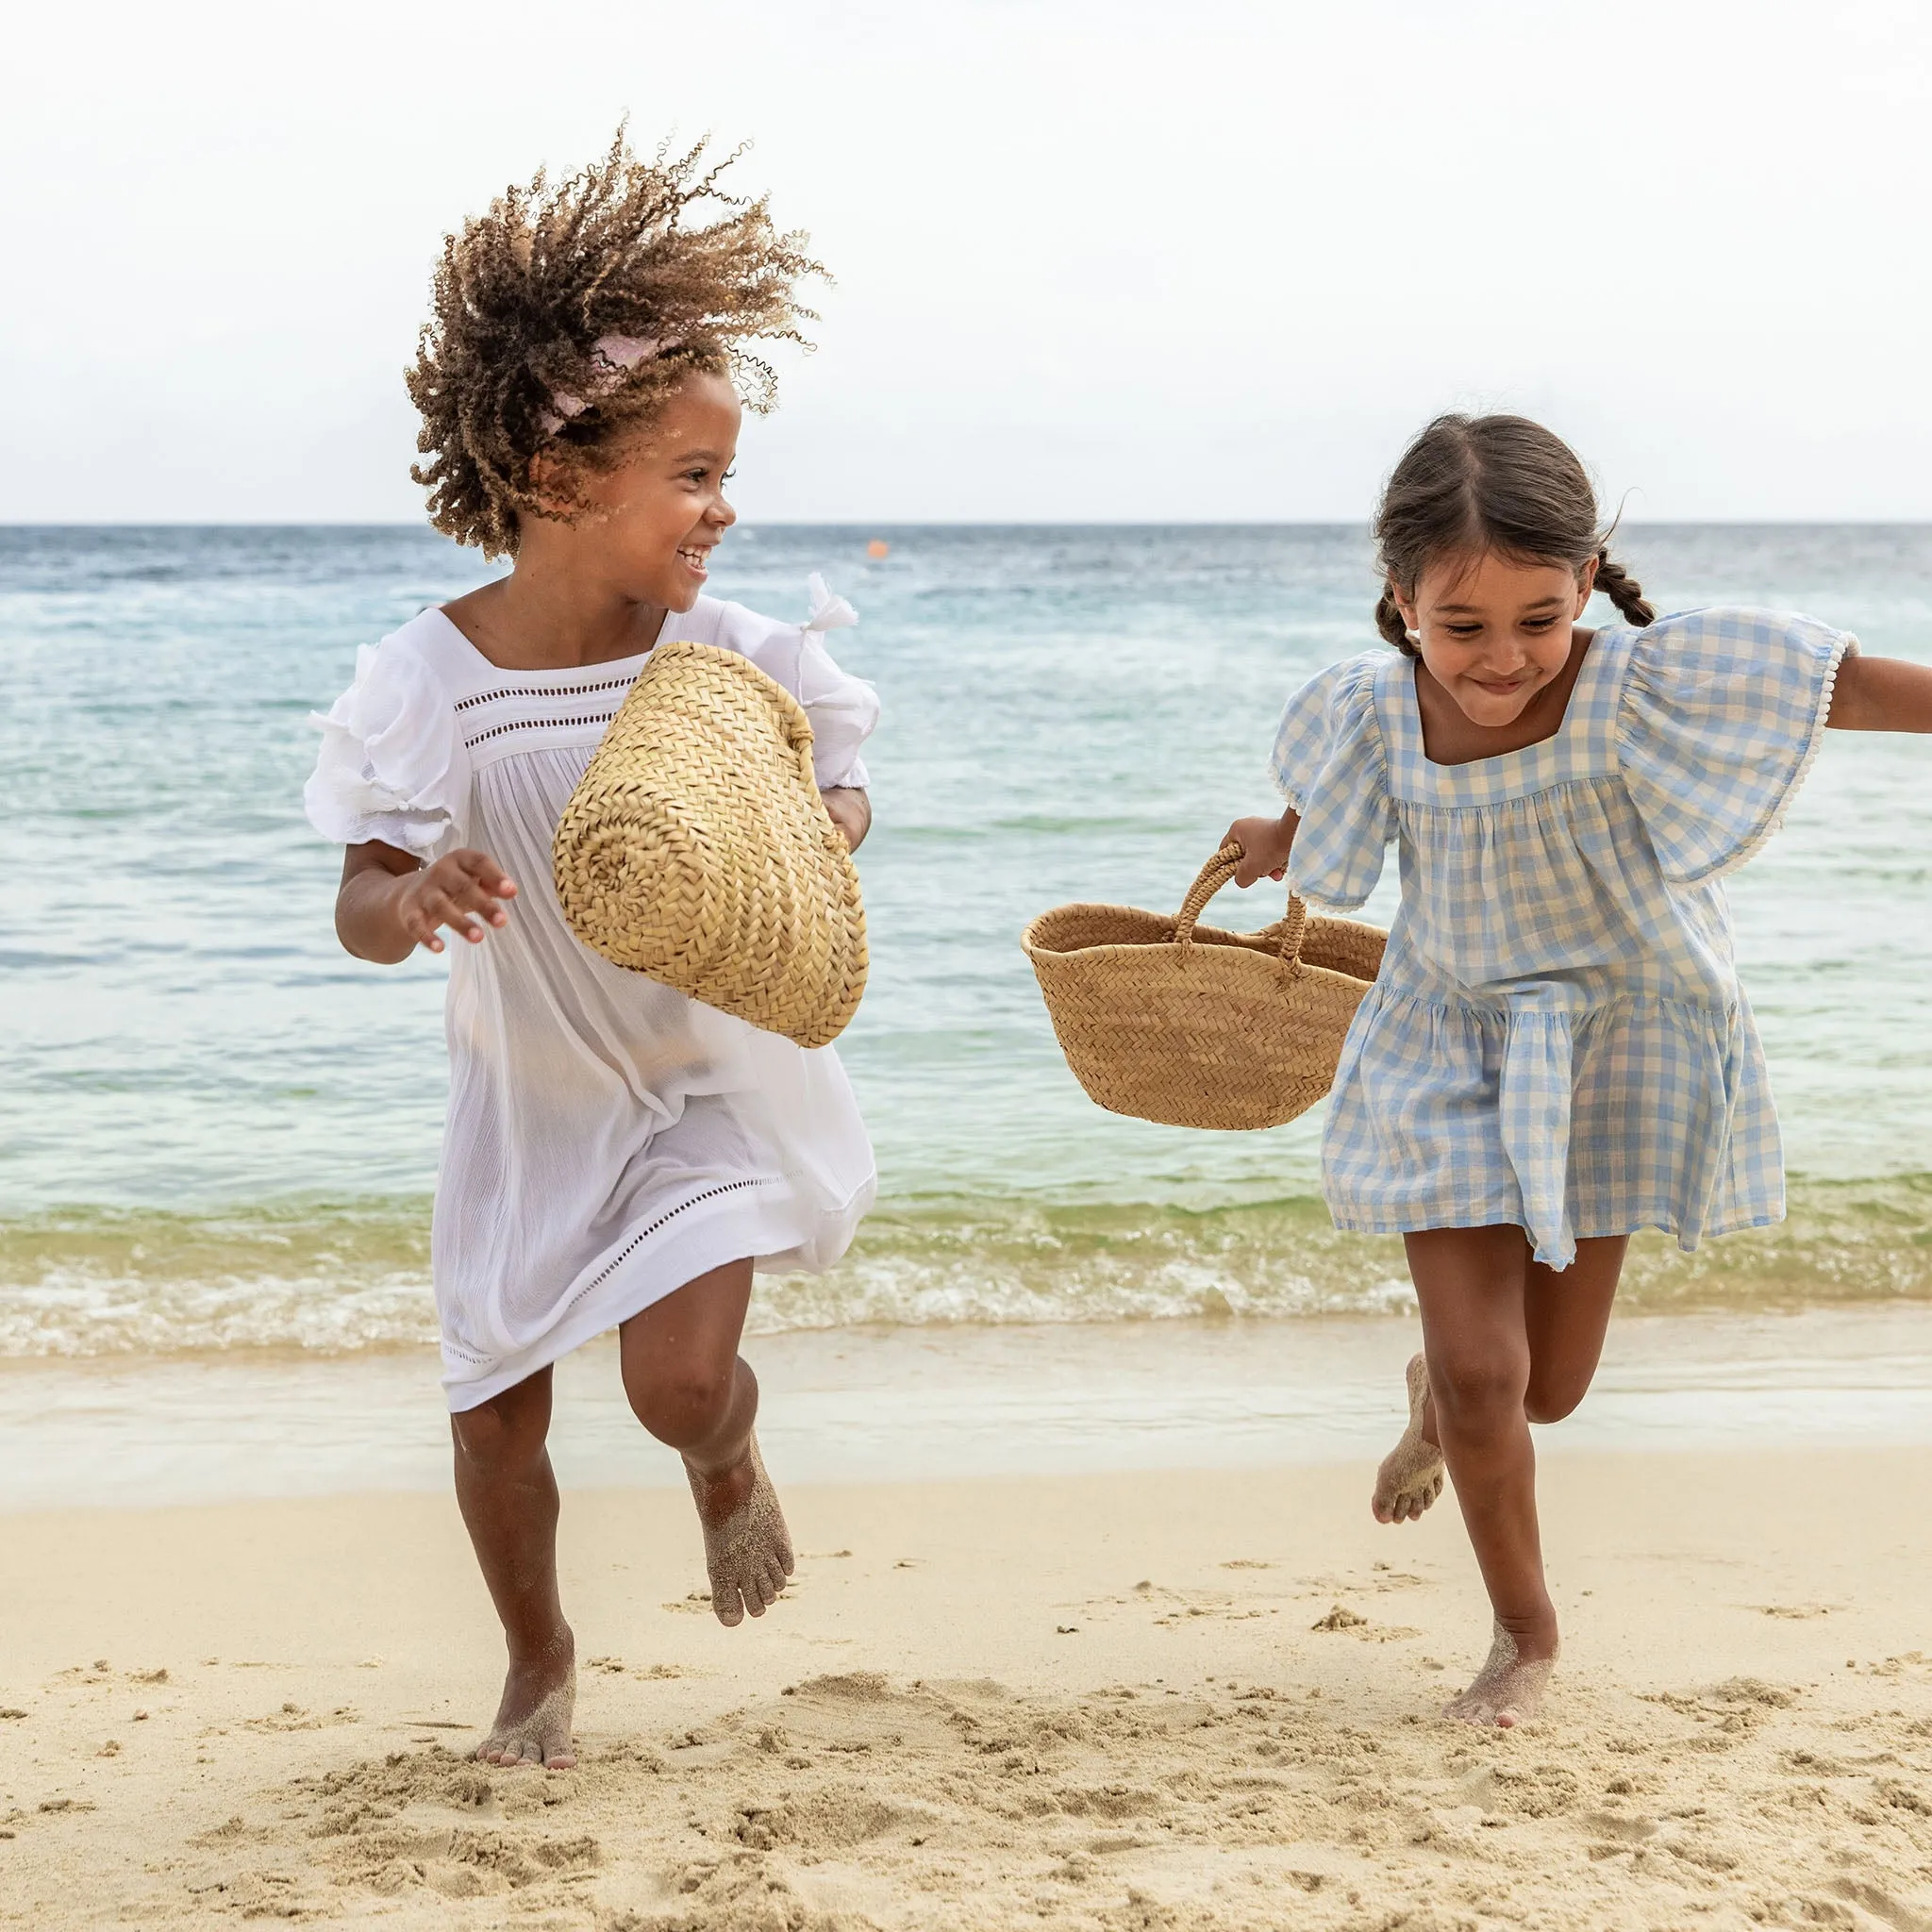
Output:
[3,1448,1929,1928]
[6,1305,1932,1509]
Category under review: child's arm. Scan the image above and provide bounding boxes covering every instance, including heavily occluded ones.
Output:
[822,787,871,853]
[335,841,518,962]
[1223,808,1302,888]
[1827,657,1932,732]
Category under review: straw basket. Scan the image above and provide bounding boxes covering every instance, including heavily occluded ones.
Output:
[1020,845,1385,1130]
[553,640,867,1049]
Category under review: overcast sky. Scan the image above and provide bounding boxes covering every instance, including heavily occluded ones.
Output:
[9,0,1932,524]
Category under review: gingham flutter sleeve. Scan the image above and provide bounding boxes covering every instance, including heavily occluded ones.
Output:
[303,636,469,858]
[1268,651,1395,910]
[1616,608,1857,886]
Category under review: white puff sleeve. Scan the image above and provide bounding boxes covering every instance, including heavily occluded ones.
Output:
[1268,652,1395,910]
[303,636,470,858]
[728,576,880,791]
[1616,608,1855,886]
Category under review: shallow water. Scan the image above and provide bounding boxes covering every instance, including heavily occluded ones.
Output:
[5,524,1932,1355]
[5,1307,1929,1511]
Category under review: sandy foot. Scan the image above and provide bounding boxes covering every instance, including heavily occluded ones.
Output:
[476,1630,577,1769]
[687,1432,794,1628]
[1373,1352,1445,1524]
[1443,1622,1557,1727]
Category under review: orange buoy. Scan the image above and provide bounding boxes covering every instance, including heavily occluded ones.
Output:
[866,539,890,559]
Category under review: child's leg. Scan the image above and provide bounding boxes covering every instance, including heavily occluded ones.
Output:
[1523,1236,1626,1423]
[1404,1225,1624,1725]
[451,1365,578,1769]
[619,1257,795,1627]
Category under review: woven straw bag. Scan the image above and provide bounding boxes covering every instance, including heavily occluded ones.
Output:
[553,640,867,1049]
[1021,845,1386,1130]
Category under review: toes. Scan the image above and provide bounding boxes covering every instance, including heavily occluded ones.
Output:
[713,1584,746,1628]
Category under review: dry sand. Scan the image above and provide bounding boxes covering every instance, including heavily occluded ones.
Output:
[2,1450,1929,1929]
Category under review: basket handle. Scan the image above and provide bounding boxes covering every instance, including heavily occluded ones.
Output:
[1174,842,1307,968]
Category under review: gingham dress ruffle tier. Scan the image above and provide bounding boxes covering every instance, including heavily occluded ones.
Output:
[1271,608,1854,1271]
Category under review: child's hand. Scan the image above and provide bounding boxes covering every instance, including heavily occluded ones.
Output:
[821,786,872,853]
[395,851,518,953]
[1223,812,1298,888]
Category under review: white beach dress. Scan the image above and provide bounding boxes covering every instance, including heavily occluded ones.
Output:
[306,589,879,1408]
[1271,608,1853,1272]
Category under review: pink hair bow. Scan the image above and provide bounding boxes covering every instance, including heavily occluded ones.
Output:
[537,334,664,437]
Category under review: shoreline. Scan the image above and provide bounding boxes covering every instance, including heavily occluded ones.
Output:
[3,1303,1931,1511]
[3,1451,1928,1927]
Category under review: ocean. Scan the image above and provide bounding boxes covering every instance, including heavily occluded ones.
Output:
[5,523,1932,1373]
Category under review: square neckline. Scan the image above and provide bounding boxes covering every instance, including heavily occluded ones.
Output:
[426,604,674,681]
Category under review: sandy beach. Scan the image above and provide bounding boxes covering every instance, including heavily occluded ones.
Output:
[4,1445,1929,1929]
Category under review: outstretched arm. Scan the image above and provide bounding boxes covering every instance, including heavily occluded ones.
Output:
[1828,656,1932,732]
[335,841,517,963]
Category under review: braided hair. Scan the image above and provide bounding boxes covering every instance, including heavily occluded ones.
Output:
[408,129,825,557]
[1372,415,1655,657]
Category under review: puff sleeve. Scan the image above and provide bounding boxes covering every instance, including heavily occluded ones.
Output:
[1616,608,1855,886]
[1268,652,1395,910]
[302,637,470,858]
[728,576,880,791]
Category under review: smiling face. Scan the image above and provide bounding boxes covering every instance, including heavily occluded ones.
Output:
[1393,548,1598,727]
[533,369,742,610]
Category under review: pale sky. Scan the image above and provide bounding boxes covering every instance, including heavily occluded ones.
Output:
[9,0,1932,524]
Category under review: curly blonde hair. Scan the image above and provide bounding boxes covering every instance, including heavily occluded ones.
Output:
[407,129,825,556]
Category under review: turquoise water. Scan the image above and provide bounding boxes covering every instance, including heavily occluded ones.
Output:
[5,524,1931,1355]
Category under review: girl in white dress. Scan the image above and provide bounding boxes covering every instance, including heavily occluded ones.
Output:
[304,135,875,1770]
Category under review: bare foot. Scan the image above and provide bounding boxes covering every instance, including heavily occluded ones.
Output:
[477,1628,576,1769]
[1443,1623,1557,1728]
[1373,1352,1444,1524]
[687,1432,794,1627]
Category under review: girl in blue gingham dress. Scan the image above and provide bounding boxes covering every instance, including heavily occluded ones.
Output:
[1224,414,1932,1727]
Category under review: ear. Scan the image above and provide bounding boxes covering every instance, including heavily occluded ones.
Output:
[1390,581,1422,635]
[1574,554,1600,612]
[525,448,575,519]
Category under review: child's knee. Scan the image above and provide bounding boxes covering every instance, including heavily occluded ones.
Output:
[451,1395,547,1471]
[1523,1374,1587,1425]
[625,1358,739,1449]
[1429,1352,1528,1429]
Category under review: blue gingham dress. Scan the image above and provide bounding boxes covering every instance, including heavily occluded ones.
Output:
[1272,608,1854,1270]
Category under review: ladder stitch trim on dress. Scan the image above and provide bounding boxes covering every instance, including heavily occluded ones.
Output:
[454,675,640,713]
[463,709,623,749]
[562,1174,783,1313]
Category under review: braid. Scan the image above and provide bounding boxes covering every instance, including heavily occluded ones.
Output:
[1375,586,1417,656]
[1593,550,1655,626]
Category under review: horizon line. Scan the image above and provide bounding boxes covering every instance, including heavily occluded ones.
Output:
[8,517,1932,532]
